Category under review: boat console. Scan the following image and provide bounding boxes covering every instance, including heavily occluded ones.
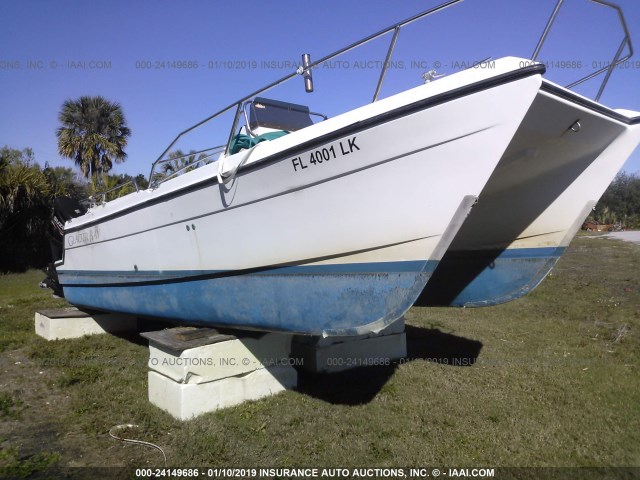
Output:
[228,97,328,155]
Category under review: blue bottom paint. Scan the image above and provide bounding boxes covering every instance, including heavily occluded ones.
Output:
[60,261,437,335]
[417,247,564,307]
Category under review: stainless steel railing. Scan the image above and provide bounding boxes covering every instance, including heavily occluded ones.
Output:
[533,0,633,102]
[84,179,139,207]
[146,0,464,186]
[145,0,634,188]
[150,145,224,187]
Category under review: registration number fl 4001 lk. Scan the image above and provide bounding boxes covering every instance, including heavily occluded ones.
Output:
[291,136,360,173]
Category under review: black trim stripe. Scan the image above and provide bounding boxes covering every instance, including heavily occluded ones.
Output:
[540,81,640,125]
[65,64,546,234]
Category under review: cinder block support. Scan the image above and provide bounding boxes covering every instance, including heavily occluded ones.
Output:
[292,317,407,373]
[148,331,293,384]
[143,328,297,420]
[35,307,138,341]
[148,367,297,421]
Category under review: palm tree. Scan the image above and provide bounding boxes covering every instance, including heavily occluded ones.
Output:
[0,149,53,271]
[56,96,131,181]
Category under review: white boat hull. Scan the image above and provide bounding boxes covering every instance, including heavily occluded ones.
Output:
[419,80,640,307]
[56,60,543,334]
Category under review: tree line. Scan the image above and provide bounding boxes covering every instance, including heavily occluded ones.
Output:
[0,146,148,272]
[1,95,211,272]
[1,95,137,272]
[589,172,640,229]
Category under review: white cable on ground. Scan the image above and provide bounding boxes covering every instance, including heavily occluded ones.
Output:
[109,424,167,466]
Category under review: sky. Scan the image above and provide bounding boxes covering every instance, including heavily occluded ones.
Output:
[1,0,640,179]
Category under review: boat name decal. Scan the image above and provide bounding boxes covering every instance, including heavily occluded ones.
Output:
[291,136,360,172]
[66,226,100,247]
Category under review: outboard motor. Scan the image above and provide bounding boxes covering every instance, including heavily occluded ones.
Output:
[40,197,87,297]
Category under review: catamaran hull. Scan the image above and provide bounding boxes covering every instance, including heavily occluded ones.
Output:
[61,263,436,335]
[56,63,543,334]
[419,81,640,307]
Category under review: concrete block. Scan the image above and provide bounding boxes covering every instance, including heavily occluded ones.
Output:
[148,366,297,420]
[35,307,138,341]
[292,332,407,374]
[148,332,293,384]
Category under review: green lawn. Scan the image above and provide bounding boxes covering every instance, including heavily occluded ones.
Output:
[0,237,638,478]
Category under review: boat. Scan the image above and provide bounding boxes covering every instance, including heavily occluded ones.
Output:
[44,0,639,334]
[44,0,547,335]
[418,0,640,307]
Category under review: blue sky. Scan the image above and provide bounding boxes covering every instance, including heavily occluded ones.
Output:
[1,0,640,179]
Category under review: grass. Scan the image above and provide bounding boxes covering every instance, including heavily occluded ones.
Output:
[0,237,638,474]
[0,392,22,420]
[0,270,68,352]
[0,446,60,479]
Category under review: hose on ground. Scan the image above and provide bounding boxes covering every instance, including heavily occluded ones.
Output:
[109,424,167,466]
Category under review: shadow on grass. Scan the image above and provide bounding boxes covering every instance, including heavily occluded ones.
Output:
[295,325,483,406]
[404,325,483,365]
[296,365,396,406]
[132,321,482,406]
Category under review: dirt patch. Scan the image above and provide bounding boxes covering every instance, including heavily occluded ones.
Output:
[0,347,162,474]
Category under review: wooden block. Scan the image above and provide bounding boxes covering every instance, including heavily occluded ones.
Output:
[141,327,237,352]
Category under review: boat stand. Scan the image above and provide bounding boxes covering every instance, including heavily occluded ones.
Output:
[34,307,139,340]
[141,328,297,420]
[34,309,407,419]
